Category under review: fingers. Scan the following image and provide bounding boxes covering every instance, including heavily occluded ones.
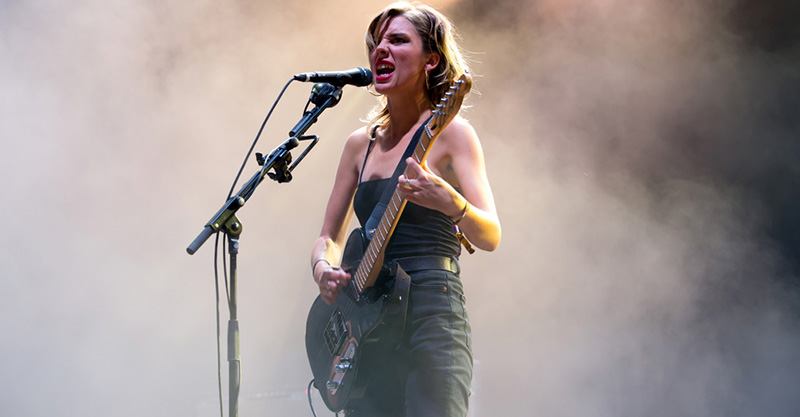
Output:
[321,280,339,304]
[319,267,351,304]
[398,159,427,191]
[405,157,430,175]
[398,174,413,190]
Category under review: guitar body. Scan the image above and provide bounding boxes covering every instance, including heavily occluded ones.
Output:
[305,228,409,412]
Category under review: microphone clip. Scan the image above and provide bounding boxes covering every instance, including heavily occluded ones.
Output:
[289,83,343,138]
[309,83,342,107]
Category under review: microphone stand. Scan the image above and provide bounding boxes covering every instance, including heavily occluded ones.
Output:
[186,83,343,417]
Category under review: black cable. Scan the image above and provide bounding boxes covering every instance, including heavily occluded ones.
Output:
[222,237,230,305]
[226,79,294,200]
[307,379,318,417]
[213,233,224,417]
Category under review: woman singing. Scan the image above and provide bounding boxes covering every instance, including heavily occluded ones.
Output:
[310,2,501,415]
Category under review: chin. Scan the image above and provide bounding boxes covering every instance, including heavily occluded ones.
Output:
[373,83,394,95]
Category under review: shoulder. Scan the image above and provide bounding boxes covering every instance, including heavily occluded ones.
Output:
[341,126,372,158]
[345,125,371,147]
[344,126,369,151]
[441,116,478,141]
[429,116,485,185]
[439,116,482,156]
[337,126,372,173]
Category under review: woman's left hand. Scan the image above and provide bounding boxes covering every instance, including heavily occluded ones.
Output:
[398,157,463,219]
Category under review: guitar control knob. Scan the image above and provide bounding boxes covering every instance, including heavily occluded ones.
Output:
[335,363,352,373]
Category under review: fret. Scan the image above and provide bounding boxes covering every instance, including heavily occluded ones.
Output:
[380,221,388,237]
[370,238,380,254]
[424,124,434,139]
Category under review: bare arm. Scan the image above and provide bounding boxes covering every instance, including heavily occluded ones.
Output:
[310,128,367,304]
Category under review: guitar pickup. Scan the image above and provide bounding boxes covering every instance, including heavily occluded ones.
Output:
[323,308,348,355]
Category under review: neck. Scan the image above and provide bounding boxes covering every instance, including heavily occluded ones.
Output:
[382,89,431,145]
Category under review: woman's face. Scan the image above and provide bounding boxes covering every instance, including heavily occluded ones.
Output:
[370,16,433,97]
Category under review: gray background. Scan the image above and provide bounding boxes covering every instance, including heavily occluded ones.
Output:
[2,0,799,416]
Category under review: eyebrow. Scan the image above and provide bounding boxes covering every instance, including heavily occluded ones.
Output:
[386,31,410,38]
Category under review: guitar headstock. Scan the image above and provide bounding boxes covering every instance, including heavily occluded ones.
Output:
[427,72,473,136]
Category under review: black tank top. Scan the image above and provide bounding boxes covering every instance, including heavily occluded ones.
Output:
[353,124,460,260]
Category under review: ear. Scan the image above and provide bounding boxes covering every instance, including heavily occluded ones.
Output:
[425,52,440,73]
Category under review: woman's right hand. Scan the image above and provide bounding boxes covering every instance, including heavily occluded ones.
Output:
[314,261,351,305]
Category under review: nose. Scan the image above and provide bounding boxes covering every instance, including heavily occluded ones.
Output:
[373,39,389,57]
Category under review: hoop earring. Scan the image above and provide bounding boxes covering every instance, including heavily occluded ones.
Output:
[424,70,430,92]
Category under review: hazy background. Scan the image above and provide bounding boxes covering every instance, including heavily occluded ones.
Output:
[2,0,799,416]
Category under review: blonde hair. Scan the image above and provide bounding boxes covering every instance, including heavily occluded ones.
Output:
[365,2,470,131]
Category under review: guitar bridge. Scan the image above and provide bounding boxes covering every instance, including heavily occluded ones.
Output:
[324,308,349,355]
[327,342,356,395]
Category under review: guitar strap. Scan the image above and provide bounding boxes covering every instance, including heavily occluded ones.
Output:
[363,116,432,241]
[361,120,430,333]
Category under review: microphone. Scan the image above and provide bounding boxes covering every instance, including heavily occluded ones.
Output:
[293,67,373,87]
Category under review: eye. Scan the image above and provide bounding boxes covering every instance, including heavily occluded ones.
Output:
[388,35,409,45]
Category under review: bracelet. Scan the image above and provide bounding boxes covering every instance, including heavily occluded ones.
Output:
[312,258,330,279]
[453,201,470,225]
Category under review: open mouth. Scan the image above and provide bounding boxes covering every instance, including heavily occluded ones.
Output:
[375,62,395,80]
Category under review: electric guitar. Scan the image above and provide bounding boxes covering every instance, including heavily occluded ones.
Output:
[305,73,472,412]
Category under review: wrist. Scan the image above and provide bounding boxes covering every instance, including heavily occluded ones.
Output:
[312,258,330,281]
[452,199,470,225]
